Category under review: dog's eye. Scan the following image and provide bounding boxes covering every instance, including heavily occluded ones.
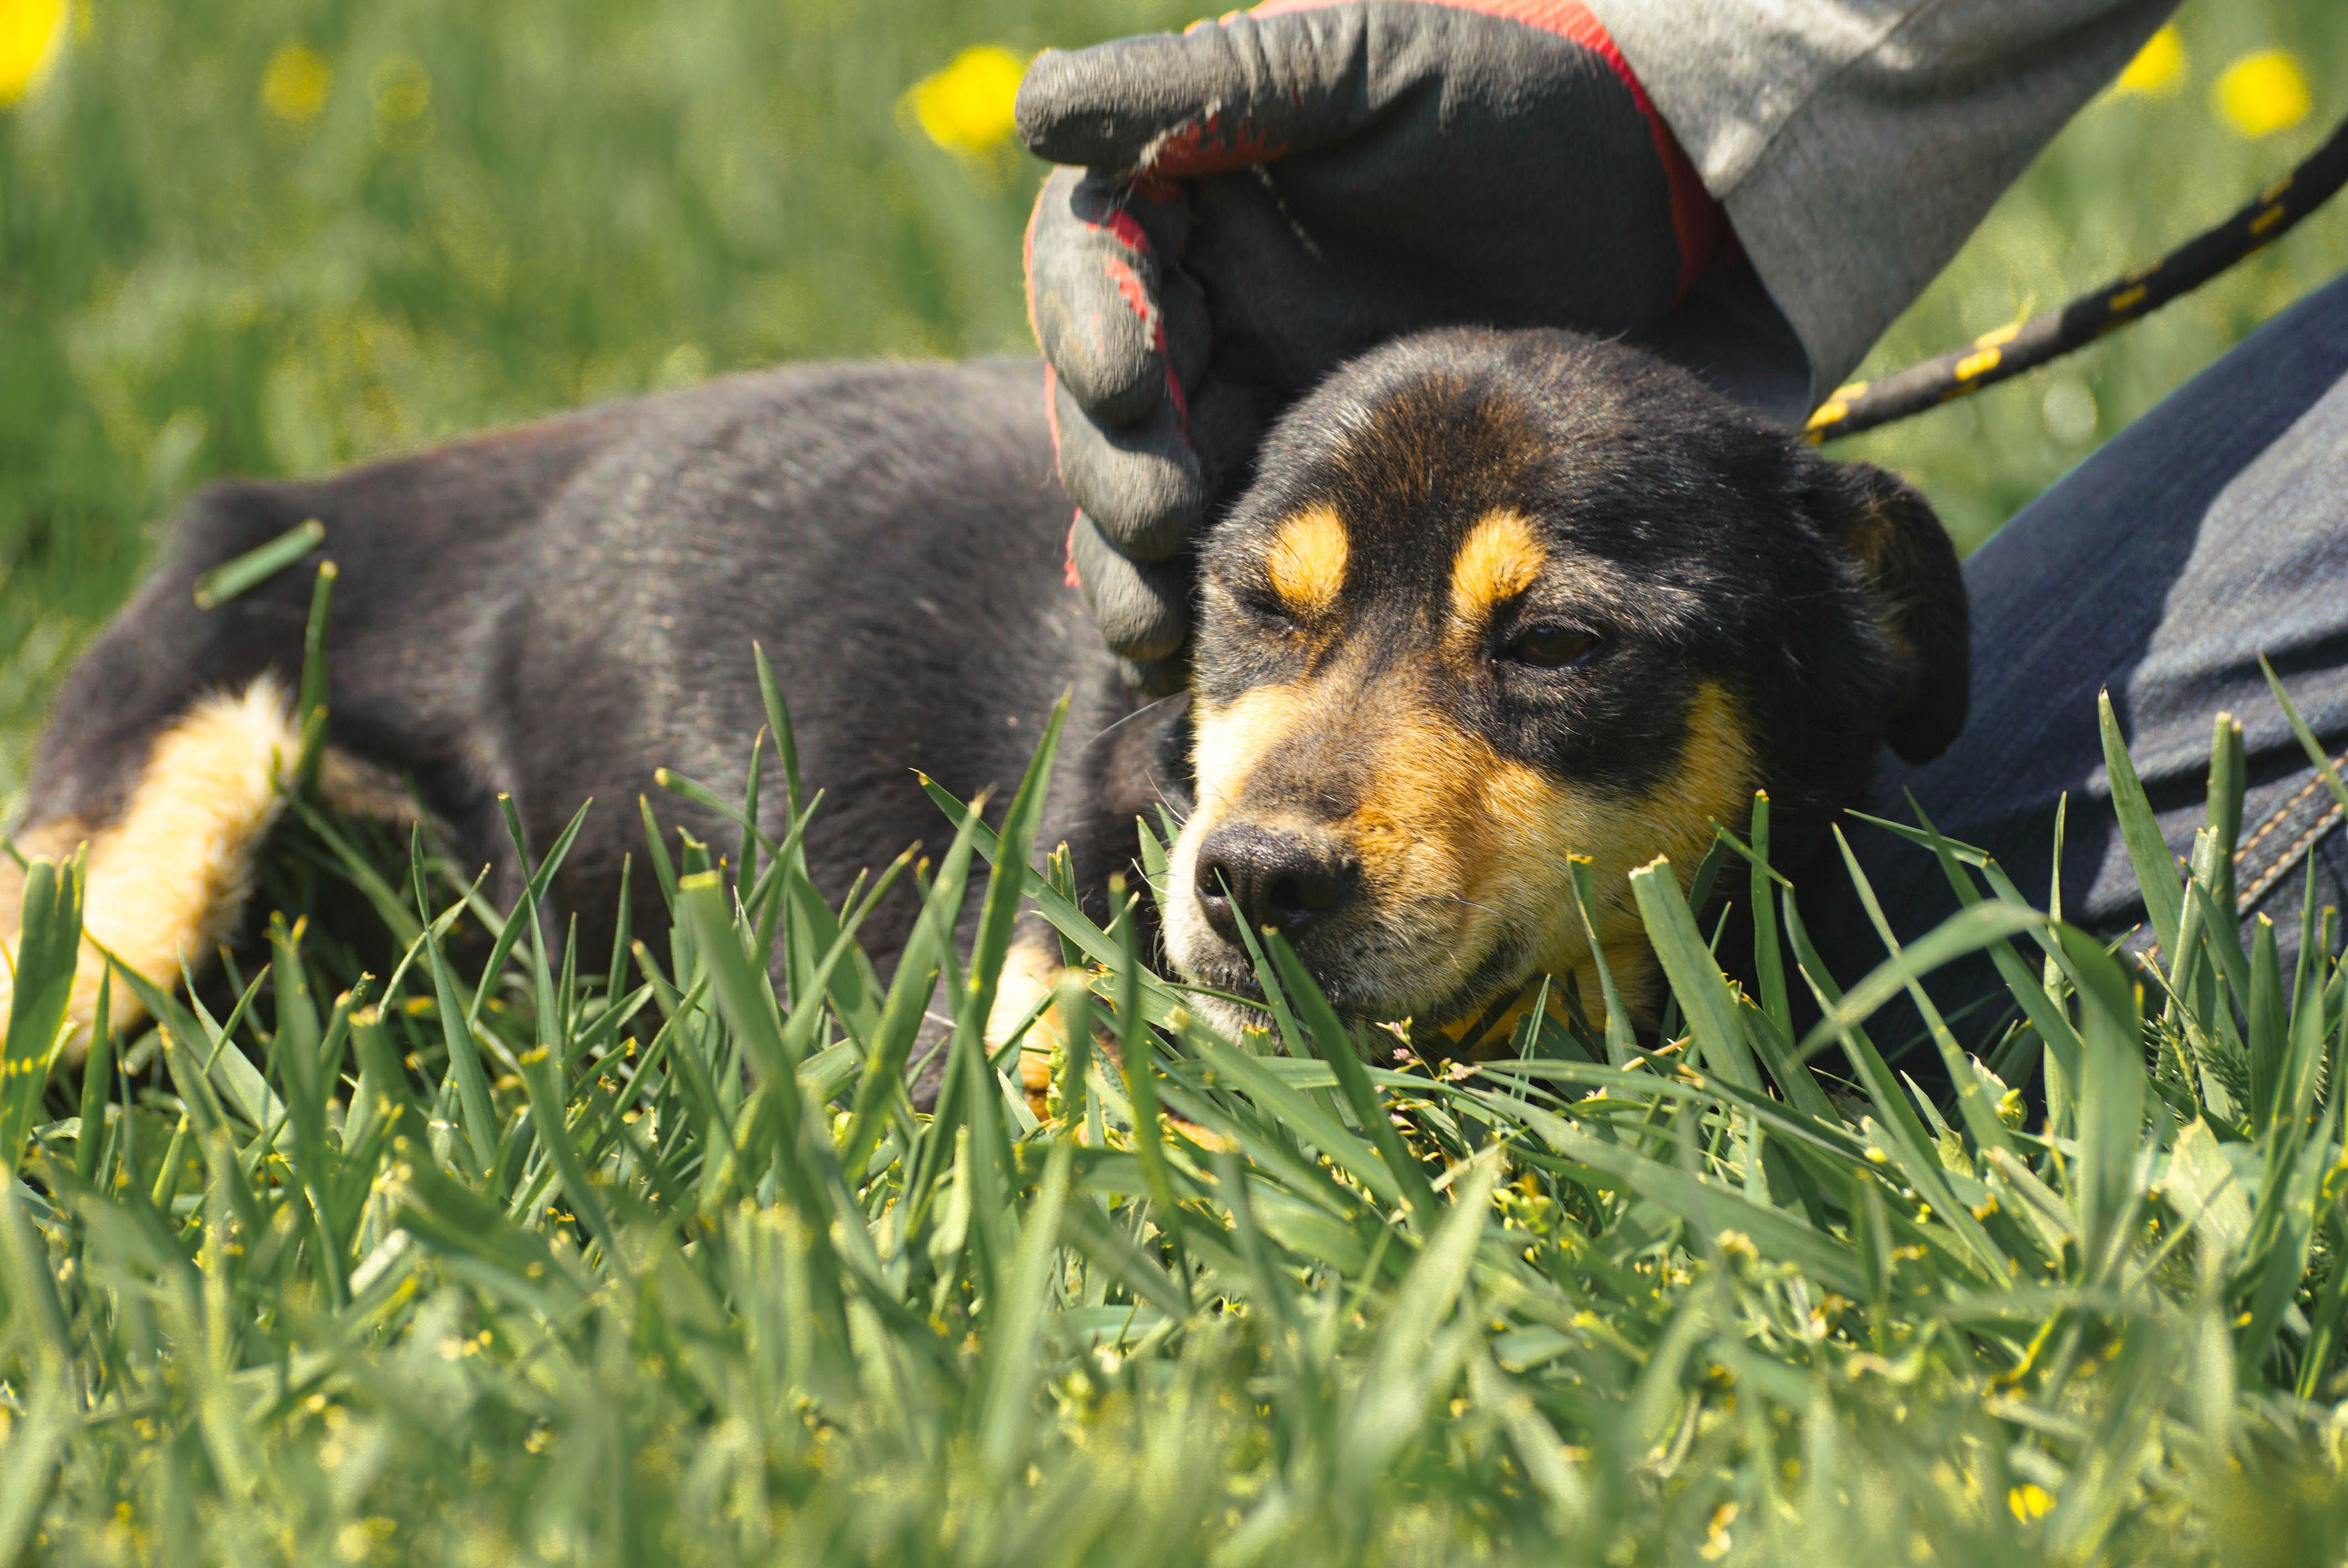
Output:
[1242,595,1301,634]
[1503,625,1597,669]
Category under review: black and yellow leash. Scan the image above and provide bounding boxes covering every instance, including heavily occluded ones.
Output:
[1805,110,2348,444]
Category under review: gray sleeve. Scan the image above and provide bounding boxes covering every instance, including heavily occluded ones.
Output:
[1587,0,2183,405]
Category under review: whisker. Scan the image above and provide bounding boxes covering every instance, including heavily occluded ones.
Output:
[1078,691,1185,754]
[1430,893,1503,919]
[1144,773,1191,828]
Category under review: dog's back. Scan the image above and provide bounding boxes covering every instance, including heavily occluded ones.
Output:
[8,356,1147,1040]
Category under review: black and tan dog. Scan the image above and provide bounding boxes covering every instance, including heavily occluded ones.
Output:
[1,328,1963,1080]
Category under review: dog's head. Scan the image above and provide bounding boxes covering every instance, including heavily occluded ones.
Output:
[1164,328,1966,1036]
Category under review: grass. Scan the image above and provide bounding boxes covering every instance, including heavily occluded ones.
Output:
[0,0,2345,786]
[3,595,2348,1563]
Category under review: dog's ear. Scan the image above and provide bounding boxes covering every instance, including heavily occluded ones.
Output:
[1810,459,1969,763]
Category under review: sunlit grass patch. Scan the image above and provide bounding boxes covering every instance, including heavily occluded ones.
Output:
[2,635,2347,1563]
[0,0,2343,777]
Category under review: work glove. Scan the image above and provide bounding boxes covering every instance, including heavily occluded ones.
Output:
[1020,0,1733,688]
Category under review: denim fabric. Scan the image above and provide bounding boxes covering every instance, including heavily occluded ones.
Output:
[1822,268,2348,1050]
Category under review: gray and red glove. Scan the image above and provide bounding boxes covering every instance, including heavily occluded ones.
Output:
[1020,0,1734,688]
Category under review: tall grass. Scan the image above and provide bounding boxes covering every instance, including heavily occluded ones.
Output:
[3,605,2347,1563]
[0,0,2343,785]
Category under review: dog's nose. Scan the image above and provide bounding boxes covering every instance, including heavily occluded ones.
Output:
[1194,824,1358,944]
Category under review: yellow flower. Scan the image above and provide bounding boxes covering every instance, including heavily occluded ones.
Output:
[906,45,1026,158]
[2113,25,2185,99]
[261,41,333,126]
[370,52,432,150]
[2007,1483,2053,1522]
[0,0,68,108]
[2213,49,2310,140]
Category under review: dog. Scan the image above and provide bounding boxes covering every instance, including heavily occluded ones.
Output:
[2,327,1963,1088]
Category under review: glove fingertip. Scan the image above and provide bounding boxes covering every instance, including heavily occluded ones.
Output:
[1016,48,1149,165]
[1012,50,1071,152]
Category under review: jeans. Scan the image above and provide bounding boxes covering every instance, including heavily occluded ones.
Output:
[1829,267,2348,1053]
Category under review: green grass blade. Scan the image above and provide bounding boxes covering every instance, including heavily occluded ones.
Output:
[0,1370,74,1568]
[1264,932,1438,1223]
[962,695,1071,1042]
[2059,923,2148,1279]
[292,559,337,789]
[425,919,502,1177]
[1,850,81,1173]
[2258,656,2348,818]
[2247,915,2286,1129]
[190,516,325,609]
[1629,855,1758,1090]
[1516,1097,1868,1293]
[754,642,806,826]
[1052,967,1093,1135]
[1898,806,2089,1091]
[1339,1149,1500,1487]
[2236,1103,2330,1379]
[1114,893,1189,1280]
[1827,825,2018,1161]
[2098,689,2182,962]
[2207,712,2245,915]
[1190,1035,1398,1210]
[978,1138,1072,1476]
[466,796,593,1032]
[71,969,113,1186]
[842,812,983,1176]
[1059,1191,1189,1319]
[1566,857,1635,1067]
[1748,790,1793,1039]
[1780,895,2007,1280]
[1794,895,2046,1064]
[0,1178,76,1565]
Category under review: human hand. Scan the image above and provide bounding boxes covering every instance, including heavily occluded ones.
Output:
[1019,0,1730,685]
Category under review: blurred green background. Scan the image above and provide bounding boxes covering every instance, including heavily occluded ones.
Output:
[0,0,2341,798]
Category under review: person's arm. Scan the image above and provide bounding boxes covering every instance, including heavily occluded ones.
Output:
[1589,0,2184,402]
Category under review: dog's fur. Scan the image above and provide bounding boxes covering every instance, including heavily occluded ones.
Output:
[2,329,1963,1077]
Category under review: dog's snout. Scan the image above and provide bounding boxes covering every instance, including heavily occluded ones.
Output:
[1194,824,1358,944]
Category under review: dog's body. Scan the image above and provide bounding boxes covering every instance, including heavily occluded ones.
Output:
[5,330,1964,1073]
[14,359,1174,1038]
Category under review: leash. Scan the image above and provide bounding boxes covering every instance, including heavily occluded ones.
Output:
[1805,110,2348,444]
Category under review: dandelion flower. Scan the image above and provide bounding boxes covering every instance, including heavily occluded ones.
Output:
[370,53,432,151]
[261,42,333,126]
[2007,1483,2053,1522]
[2213,49,2310,140]
[2112,25,2185,99]
[906,45,1026,158]
[0,0,68,108]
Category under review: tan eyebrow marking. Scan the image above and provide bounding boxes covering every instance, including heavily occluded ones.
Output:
[1264,505,1349,620]
[1450,509,1547,622]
